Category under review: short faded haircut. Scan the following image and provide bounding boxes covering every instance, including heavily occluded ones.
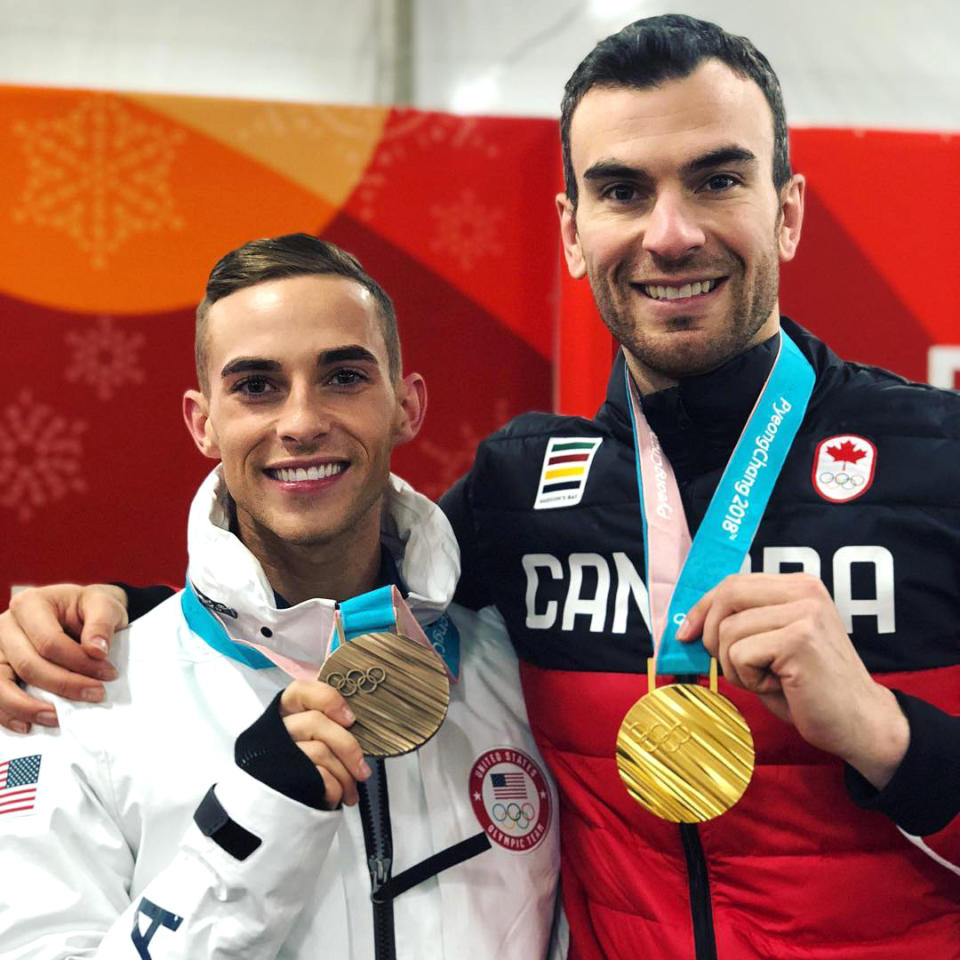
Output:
[195,233,400,393]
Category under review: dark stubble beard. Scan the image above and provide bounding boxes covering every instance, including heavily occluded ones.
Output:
[590,234,781,384]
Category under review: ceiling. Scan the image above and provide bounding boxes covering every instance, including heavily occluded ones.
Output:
[0,0,956,129]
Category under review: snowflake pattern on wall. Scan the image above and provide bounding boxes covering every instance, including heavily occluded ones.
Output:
[238,104,385,171]
[417,399,512,500]
[353,112,500,222]
[64,316,146,401]
[12,94,185,268]
[430,188,505,271]
[0,392,87,523]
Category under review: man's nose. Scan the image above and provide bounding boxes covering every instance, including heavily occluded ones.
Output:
[642,190,705,261]
[278,388,331,445]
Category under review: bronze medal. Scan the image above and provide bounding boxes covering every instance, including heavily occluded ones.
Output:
[616,659,754,822]
[318,631,450,757]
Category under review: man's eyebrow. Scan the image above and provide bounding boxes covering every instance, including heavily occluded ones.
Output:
[220,357,281,379]
[583,161,652,184]
[318,345,379,366]
[220,346,381,380]
[683,146,757,175]
[581,148,757,186]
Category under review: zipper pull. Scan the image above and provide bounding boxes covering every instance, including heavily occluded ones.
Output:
[368,854,392,895]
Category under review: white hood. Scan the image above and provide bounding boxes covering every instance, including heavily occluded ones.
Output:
[184,466,460,666]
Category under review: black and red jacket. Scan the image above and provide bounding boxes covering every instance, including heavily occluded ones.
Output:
[441,318,960,960]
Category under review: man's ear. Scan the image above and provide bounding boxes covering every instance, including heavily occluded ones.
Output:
[777,173,805,263]
[182,390,221,460]
[556,192,586,279]
[392,373,427,447]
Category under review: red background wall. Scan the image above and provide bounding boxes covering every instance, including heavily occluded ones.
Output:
[1,86,956,598]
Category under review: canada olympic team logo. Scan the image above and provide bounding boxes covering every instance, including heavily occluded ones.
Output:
[469,748,551,852]
[812,434,877,503]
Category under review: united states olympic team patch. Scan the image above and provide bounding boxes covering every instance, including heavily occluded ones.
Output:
[469,748,551,852]
[812,435,877,502]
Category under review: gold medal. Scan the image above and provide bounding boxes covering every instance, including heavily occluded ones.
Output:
[616,658,754,822]
[318,631,450,757]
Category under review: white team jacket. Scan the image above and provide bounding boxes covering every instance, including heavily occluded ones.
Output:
[0,469,562,959]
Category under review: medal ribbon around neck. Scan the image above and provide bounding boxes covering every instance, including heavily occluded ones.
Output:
[183,582,458,680]
[183,582,456,757]
[617,330,815,821]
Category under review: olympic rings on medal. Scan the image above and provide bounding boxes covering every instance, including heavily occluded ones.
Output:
[357,666,386,692]
[325,667,387,698]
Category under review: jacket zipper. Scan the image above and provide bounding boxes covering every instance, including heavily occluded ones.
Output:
[668,667,718,960]
[358,758,396,960]
[679,823,717,960]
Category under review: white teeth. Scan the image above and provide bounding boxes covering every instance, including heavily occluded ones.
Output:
[272,463,345,482]
[642,279,717,300]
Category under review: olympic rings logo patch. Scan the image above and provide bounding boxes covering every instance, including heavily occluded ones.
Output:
[325,668,386,698]
[469,748,551,853]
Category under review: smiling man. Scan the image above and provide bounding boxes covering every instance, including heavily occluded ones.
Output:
[187,269,403,605]
[559,60,797,392]
[1,16,958,960]
[0,235,561,958]
[442,15,959,960]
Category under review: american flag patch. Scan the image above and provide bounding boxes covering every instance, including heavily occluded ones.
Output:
[534,437,602,509]
[490,771,528,800]
[0,754,41,817]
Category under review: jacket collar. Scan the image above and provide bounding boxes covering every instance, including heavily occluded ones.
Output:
[597,317,831,482]
[185,467,459,664]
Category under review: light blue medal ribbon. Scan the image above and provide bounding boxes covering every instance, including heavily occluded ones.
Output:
[628,331,815,676]
[332,585,460,679]
[183,580,460,678]
[337,586,398,643]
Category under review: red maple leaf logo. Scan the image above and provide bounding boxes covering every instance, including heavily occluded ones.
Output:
[826,439,867,468]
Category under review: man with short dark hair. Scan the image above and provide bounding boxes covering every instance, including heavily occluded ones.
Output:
[446,14,959,958]
[2,16,958,959]
[0,234,561,958]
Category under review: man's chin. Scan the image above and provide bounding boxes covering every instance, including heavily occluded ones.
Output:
[242,513,338,550]
[632,331,731,382]
[270,525,338,549]
[659,348,730,380]
[631,313,776,382]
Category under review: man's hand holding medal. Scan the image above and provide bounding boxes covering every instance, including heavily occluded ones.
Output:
[679,572,910,790]
[279,679,369,809]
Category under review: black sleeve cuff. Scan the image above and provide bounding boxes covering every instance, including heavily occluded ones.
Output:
[845,689,960,835]
[234,690,327,810]
[110,583,176,623]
